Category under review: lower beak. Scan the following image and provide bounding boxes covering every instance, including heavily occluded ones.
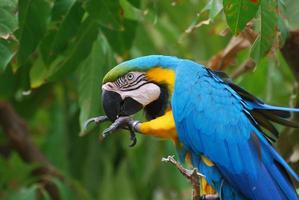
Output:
[102,90,143,121]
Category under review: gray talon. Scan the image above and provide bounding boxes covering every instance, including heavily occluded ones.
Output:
[100,116,138,146]
[80,116,109,137]
[101,116,130,136]
[128,125,137,147]
[82,115,138,147]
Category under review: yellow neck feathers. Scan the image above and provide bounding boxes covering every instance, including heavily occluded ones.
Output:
[146,67,175,93]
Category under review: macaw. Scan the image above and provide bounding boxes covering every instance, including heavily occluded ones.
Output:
[98,55,299,200]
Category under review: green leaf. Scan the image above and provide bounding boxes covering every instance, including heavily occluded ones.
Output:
[51,178,74,200]
[0,0,17,71]
[40,189,51,200]
[0,8,17,37]
[17,0,51,66]
[85,0,123,30]
[0,0,17,9]
[51,0,76,21]
[284,0,299,29]
[66,179,93,200]
[0,67,17,98]
[119,0,144,21]
[0,39,15,71]
[251,0,278,62]
[223,0,260,34]
[29,56,48,88]
[40,1,85,64]
[101,20,138,56]
[277,15,288,46]
[47,17,99,81]
[78,35,115,131]
[5,185,37,200]
[0,153,37,196]
[202,0,223,21]
[41,87,69,172]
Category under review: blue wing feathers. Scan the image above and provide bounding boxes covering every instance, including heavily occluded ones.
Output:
[212,69,299,129]
[173,62,299,200]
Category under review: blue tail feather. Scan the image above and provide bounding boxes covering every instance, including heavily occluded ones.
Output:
[253,103,299,118]
[265,157,299,200]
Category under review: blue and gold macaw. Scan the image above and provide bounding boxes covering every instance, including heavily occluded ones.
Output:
[99,55,299,199]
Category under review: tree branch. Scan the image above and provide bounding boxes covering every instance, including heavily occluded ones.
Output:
[278,30,299,172]
[208,23,257,71]
[231,59,256,79]
[0,101,62,199]
[281,30,299,79]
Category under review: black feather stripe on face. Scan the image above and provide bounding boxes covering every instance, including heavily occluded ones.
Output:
[144,84,169,120]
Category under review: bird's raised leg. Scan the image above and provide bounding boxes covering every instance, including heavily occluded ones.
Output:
[161,155,219,200]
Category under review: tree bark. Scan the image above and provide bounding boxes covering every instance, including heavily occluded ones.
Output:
[278,30,299,173]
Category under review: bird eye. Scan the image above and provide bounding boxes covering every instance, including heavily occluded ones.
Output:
[127,73,134,81]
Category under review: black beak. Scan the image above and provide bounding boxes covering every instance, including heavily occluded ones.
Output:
[102,90,143,121]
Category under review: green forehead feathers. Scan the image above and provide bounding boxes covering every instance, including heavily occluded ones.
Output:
[103,63,146,84]
[102,55,179,83]
[103,64,142,83]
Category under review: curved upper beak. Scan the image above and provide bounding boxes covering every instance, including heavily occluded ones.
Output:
[102,90,143,121]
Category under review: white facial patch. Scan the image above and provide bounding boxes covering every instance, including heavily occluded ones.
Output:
[120,83,160,106]
[102,72,161,107]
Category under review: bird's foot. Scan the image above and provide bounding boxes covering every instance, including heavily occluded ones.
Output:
[102,116,139,147]
[162,155,204,180]
[82,115,139,147]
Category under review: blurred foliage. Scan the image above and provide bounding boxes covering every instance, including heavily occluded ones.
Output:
[0,0,298,199]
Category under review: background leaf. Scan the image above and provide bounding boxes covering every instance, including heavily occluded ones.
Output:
[17,0,51,66]
[251,0,278,62]
[0,39,15,71]
[78,35,115,131]
[5,185,37,200]
[40,1,85,65]
[223,0,259,33]
[0,8,17,37]
[47,17,99,81]
[85,0,123,30]
[284,0,299,29]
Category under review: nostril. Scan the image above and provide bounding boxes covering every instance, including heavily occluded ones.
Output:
[108,83,113,88]
[102,83,114,90]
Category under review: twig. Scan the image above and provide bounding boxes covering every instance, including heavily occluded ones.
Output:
[278,30,299,172]
[231,59,256,79]
[162,155,219,200]
[0,101,63,200]
[281,30,299,82]
[208,23,257,71]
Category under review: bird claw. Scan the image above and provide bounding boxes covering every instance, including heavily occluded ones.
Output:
[80,115,109,137]
[128,125,137,147]
[81,115,138,147]
[162,155,204,178]
[101,116,138,147]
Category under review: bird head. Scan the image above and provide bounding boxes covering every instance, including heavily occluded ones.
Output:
[102,55,178,121]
